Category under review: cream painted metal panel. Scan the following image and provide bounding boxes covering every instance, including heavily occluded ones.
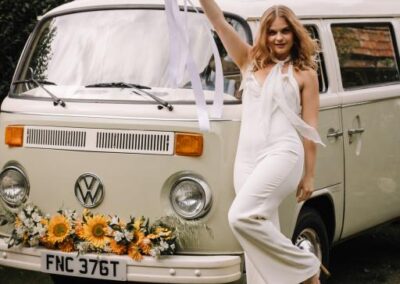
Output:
[340,95,400,238]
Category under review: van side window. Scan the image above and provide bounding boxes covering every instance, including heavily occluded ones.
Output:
[332,23,400,89]
[305,25,328,93]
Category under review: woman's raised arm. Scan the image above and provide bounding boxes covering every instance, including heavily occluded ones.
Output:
[199,0,252,70]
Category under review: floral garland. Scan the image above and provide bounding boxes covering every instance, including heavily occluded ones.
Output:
[7,204,176,261]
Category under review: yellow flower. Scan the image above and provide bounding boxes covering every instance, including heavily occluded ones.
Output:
[40,236,55,249]
[15,217,22,227]
[139,238,152,255]
[83,214,109,248]
[47,215,71,244]
[40,218,49,226]
[75,221,85,239]
[134,217,145,230]
[110,239,127,255]
[154,227,173,239]
[133,230,145,245]
[128,244,143,261]
[147,233,159,240]
[59,239,75,252]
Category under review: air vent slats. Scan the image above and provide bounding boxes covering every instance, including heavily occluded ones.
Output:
[95,130,173,154]
[24,126,174,155]
[25,127,86,148]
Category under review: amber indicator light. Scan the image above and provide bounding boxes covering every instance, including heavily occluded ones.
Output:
[5,126,24,147]
[175,133,203,156]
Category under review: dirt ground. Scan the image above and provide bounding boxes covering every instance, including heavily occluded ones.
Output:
[1,222,400,284]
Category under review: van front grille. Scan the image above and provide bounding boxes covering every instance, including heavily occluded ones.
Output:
[96,131,173,154]
[23,126,174,155]
[25,127,86,149]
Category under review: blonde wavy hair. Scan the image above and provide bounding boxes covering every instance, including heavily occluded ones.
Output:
[251,5,319,71]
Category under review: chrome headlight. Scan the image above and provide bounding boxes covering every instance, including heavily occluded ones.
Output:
[170,176,212,220]
[0,166,30,208]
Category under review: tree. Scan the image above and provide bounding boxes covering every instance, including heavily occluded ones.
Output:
[0,0,72,101]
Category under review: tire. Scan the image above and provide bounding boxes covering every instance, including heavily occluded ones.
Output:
[292,207,330,284]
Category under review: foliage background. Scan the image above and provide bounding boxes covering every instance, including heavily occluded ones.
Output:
[0,0,72,102]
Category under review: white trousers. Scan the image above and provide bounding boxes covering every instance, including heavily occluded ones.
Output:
[230,148,320,284]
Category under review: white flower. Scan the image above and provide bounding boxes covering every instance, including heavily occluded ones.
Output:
[31,212,41,223]
[124,230,133,241]
[33,224,46,237]
[170,243,175,250]
[25,205,34,215]
[110,216,119,226]
[160,240,169,251]
[149,248,160,257]
[23,218,33,228]
[114,231,124,242]
[18,212,27,223]
[16,226,26,237]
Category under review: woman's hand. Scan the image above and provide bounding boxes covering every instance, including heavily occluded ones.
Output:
[296,175,315,202]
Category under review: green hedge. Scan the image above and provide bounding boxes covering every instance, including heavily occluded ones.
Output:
[0,0,72,101]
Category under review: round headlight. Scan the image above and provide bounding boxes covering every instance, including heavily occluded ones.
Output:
[170,176,212,220]
[0,166,29,208]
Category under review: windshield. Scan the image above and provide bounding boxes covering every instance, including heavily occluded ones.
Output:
[12,9,250,103]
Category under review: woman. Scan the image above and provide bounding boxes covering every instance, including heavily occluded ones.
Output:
[199,1,327,284]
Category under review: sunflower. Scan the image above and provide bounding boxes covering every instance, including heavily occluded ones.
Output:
[128,244,143,261]
[110,239,127,255]
[47,215,71,244]
[59,238,75,252]
[83,214,109,248]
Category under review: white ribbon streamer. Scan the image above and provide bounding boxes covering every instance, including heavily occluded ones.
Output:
[165,0,224,131]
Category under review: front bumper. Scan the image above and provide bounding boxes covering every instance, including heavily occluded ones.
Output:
[0,237,242,283]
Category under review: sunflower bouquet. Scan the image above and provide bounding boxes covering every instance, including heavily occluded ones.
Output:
[8,203,177,261]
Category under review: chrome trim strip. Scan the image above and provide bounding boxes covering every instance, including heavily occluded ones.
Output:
[320,105,340,111]
[341,95,400,108]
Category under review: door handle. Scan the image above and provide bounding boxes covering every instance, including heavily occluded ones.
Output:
[327,129,343,139]
[348,128,365,135]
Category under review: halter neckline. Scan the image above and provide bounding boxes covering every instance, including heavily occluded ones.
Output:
[271,55,292,64]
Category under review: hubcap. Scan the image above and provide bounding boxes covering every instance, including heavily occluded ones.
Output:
[295,228,322,261]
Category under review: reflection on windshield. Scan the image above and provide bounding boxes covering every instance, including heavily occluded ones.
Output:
[16,9,246,101]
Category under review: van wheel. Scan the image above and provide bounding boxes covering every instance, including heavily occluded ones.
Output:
[292,207,330,283]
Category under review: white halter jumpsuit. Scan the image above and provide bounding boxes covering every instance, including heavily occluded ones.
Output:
[229,61,325,284]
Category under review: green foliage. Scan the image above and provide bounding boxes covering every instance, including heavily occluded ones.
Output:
[0,0,72,101]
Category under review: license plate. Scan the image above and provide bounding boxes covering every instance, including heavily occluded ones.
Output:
[41,251,127,281]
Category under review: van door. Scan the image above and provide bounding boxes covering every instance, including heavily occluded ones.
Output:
[331,20,400,238]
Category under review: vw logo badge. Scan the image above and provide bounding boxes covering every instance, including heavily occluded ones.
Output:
[74,173,104,208]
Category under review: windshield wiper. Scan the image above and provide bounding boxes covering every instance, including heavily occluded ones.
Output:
[85,82,151,90]
[86,82,173,111]
[12,69,66,107]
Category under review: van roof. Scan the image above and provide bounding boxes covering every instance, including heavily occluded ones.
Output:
[46,0,400,19]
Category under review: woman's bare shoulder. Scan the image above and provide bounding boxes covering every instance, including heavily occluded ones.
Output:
[294,67,318,91]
